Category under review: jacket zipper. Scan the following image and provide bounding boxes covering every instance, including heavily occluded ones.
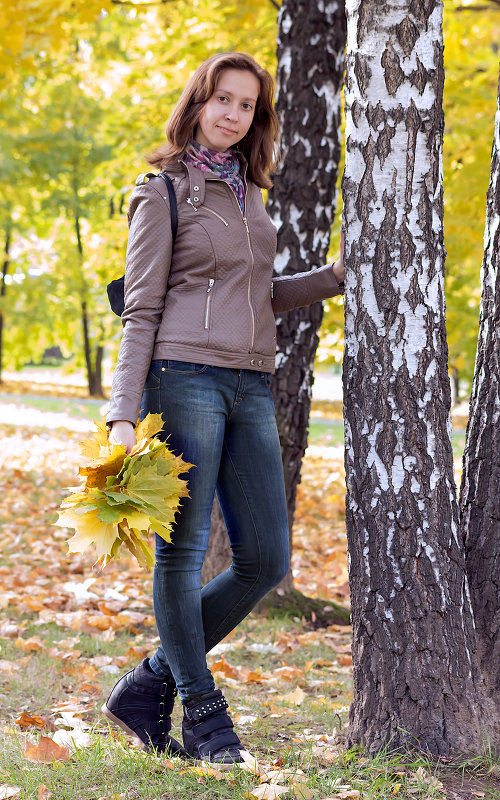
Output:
[204,278,215,329]
[242,211,255,352]
[206,178,256,353]
[187,198,228,226]
[238,174,256,352]
[189,178,256,353]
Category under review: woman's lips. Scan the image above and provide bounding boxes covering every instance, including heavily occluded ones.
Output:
[217,125,237,135]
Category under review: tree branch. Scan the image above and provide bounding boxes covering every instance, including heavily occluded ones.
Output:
[268,0,281,8]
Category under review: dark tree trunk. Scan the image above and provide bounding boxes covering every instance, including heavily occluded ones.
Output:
[459,69,500,712]
[81,299,104,398]
[343,0,485,756]
[75,213,104,398]
[0,228,11,385]
[203,0,347,588]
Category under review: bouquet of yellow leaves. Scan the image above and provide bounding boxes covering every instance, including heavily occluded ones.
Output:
[55,413,193,569]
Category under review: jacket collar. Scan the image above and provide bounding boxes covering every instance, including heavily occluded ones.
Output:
[178,153,248,210]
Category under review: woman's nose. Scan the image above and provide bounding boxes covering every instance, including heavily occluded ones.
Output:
[225,104,239,121]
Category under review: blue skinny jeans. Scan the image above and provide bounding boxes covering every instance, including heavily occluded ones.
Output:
[140,360,290,700]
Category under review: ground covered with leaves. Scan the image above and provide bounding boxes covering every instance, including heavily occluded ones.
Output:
[0,403,497,800]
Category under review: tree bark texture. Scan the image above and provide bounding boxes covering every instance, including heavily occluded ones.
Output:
[203,0,347,588]
[343,0,484,756]
[459,69,500,709]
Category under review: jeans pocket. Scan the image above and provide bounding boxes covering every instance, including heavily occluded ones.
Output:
[165,360,207,374]
[143,360,163,389]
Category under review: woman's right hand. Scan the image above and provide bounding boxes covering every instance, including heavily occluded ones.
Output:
[109,420,136,454]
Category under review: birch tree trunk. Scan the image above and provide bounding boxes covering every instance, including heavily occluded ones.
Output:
[203,0,347,587]
[459,69,500,710]
[343,0,485,755]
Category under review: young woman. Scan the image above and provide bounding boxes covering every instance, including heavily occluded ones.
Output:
[103,52,344,766]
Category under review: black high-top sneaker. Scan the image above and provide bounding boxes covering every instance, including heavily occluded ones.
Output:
[102,659,188,756]
[182,689,244,767]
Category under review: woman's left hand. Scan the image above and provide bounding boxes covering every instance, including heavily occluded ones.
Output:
[332,228,345,285]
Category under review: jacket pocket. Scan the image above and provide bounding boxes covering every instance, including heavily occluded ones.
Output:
[186,198,229,227]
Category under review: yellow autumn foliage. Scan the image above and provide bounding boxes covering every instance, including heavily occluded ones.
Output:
[54,413,193,569]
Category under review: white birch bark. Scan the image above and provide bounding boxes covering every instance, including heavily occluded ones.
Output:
[342,0,485,755]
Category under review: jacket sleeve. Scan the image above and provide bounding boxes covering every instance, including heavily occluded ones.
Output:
[107,181,173,426]
[271,261,343,314]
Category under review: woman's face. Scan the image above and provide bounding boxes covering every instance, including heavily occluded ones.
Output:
[195,68,260,152]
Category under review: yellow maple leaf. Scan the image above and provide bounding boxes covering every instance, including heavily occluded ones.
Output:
[119,509,152,531]
[135,413,165,442]
[78,445,127,489]
[79,419,110,459]
[57,508,119,561]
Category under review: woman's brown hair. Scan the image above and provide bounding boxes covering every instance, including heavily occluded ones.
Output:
[146,52,280,189]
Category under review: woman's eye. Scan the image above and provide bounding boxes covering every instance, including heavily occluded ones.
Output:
[242,103,253,111]
[217,95,229,103]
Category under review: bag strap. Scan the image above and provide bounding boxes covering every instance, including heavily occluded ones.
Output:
[158,172,178,242]
[106,172,179,317]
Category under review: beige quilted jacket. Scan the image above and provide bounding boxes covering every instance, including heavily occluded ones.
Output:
[107,160,343,425]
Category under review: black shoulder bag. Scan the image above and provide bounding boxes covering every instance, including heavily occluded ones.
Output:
[106,172,178,317]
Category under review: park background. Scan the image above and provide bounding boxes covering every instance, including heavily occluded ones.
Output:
[0,1,499,799]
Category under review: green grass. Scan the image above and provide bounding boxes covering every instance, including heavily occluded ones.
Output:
[1,610,498,799]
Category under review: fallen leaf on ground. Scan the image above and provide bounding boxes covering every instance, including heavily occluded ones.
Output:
[16,712,55,731]
[53,728,92,750]
[249,785,290,799]
[0,788,21,800]
[14,636,45,652]
[0,622,22,638]
[266,769,305,782]
[24,736,70,763]
[290,779,313,799]
[410,767,444,791]
[282,687,306,706]
[0,661,18,674]
[37,786,52,800]
[54,711,91,730]
[273,664,304,681]
[211,655,239,679]
[238,667,264,683]
[188,765,225,780]
[238,749,267,775]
